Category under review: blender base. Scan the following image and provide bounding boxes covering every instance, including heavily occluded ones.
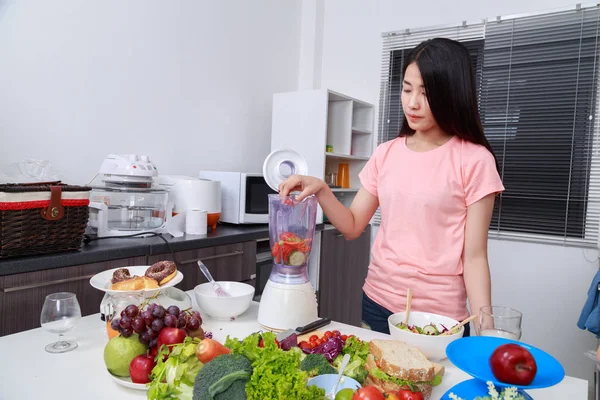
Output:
[257,280,319,332]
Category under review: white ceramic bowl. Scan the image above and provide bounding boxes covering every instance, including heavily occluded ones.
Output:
[388,311,464,361]
[194,281,255,320]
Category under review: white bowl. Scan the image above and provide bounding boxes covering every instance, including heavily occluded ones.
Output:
[194,281,255,320]
[388,311,464,361]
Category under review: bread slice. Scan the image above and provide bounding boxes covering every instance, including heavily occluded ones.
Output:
[111,275,159,291]
[369,339,435,382]
[364,353,444,400]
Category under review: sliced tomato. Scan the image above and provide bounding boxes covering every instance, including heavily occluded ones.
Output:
[280,232,301,242]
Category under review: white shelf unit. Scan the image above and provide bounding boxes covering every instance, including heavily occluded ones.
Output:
[271,89,375,221]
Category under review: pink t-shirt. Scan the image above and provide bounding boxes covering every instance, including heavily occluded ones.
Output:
[358,135,505,321]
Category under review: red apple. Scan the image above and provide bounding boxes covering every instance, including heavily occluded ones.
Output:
[489,343,537,385]
[129,354,157,384]
[157,327,187,352]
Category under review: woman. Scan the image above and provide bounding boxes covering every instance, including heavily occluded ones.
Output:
[278,38,504,336]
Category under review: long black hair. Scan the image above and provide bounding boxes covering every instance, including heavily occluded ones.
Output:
[399,37,499,172]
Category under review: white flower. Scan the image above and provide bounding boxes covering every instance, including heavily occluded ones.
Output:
[487,381,500,400]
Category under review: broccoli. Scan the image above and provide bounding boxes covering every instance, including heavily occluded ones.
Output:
[193,354,252,400]
[300,353,337,377]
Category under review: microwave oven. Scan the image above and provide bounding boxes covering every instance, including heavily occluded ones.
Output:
[198,171,276,224]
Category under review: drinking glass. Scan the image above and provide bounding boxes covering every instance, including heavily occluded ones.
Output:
[40,292,82,353]
[478,305,522,340]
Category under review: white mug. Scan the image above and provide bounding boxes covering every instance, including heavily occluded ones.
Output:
[185,209,207,235]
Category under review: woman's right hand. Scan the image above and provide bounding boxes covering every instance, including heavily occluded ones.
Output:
[278,175,327,201]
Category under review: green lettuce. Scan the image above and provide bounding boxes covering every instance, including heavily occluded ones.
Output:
[369,366,441,392]
[225,332,325,400]
[147,336,203,400]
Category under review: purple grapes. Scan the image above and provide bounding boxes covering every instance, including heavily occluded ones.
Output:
[152,305,166,319]
[132,316,145,333]
[167,305,180,317]
[149,338,158,348]
[110,318,121,331]
[121,328,133,338]
[188,317,200,331]
[151,318,165,332]
[125,305,139,318]
[119,315,132,330]
[164,314,177,328]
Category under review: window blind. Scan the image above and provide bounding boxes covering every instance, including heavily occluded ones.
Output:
[376,5,600,248]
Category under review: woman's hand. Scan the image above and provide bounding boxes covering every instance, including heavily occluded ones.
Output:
[278,174,327,201]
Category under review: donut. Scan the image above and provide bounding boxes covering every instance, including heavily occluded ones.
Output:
[111,268,131,284]
[145,261,177,285]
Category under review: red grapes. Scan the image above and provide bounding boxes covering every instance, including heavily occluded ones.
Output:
[109,303,203,349]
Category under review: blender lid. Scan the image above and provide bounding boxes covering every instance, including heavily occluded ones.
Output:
[262,149,308,192]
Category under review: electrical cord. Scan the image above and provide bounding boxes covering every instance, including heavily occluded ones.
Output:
[83,232,181,268]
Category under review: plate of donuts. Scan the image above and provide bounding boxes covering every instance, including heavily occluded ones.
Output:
[90,261,183,295]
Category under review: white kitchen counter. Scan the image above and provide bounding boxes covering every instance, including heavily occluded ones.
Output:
[0,295,588,400]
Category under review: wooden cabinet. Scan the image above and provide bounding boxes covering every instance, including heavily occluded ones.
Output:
[318,225,371,327]
[0,241,257,336]
[147,241,257,292]
[0,256,146,336]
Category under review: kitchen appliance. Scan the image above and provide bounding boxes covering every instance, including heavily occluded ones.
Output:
[198,171,276,224]
[257,192,319,331]
[88,154,171,237]
[155,175,221,230]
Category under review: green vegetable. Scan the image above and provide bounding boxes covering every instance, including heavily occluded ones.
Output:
[333,336,369,384]
[369,366,441,392]
[192,353,252,400]
[226,332,325,400]
[300,353,338,376]
[288,251,306,266]
[147,336,203,400]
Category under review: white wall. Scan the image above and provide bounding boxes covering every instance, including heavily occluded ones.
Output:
[0,0,302,185]
[311,0,600,387]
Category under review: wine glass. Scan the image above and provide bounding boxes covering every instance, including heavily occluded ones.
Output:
[478,305,522,340]
[40,292,82,353]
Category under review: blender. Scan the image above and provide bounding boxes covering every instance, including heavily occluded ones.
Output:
[257,193,319,331]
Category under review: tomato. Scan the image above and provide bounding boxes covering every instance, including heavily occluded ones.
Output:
[309,335,319,343]
[383,393,401,400]
[324,331,333,340]
[332,330,341,337]
[315,338,323,346]
[394,389,424,400]
[195,338,231,364]
[352,385,385,400]
[341,334,348,341]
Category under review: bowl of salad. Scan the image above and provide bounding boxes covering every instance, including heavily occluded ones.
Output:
[388,311,464,361]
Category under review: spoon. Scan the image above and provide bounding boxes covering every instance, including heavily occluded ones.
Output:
[440,314,479,336]
[404,288,412,325]
[197,261,230,297]
[326,353,350,399]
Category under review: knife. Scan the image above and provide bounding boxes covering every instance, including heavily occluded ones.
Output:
[276,317,332,342]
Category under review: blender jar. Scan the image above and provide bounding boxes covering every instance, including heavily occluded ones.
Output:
[268,194,317,285]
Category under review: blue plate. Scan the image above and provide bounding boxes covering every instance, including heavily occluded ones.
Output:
[441,378,534,400]
[446,336,565,390]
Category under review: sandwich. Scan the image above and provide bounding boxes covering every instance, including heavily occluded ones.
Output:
[364,339,444,399]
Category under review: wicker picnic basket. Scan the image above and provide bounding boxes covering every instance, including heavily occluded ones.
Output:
[0,182,92,258]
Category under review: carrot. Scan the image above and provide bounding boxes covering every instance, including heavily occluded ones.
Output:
[195,338,230,364]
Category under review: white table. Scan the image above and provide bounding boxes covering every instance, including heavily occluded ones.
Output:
[0,297,588,400]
